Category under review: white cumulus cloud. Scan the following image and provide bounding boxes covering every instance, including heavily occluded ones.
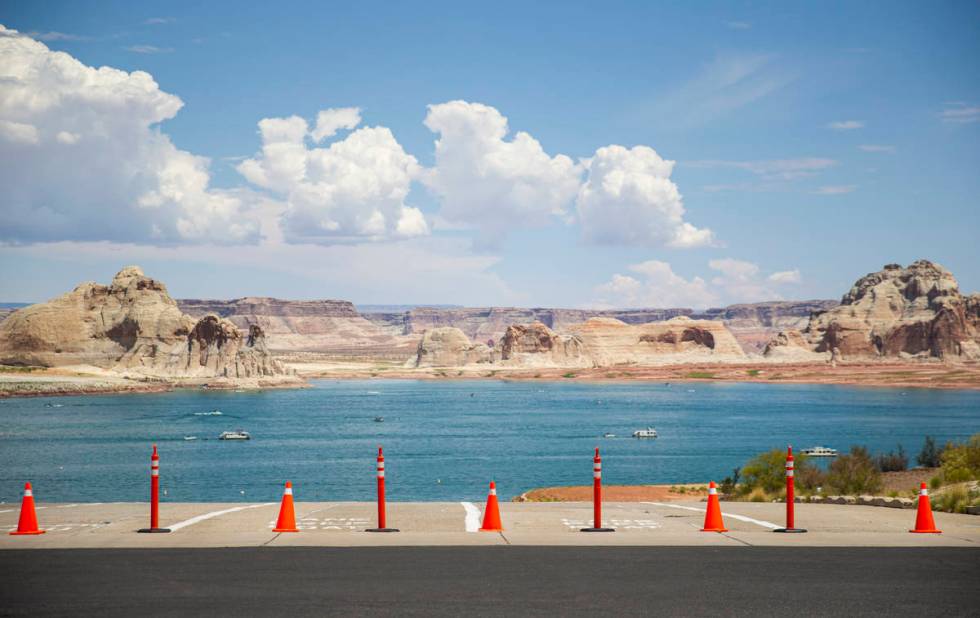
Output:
[422,100,582,245]
[237,108,428,243]
[594,259,802,309]
[768,269,802,284]
[577,145,713,248]
[312,107,361,142]
[0,25,259,244]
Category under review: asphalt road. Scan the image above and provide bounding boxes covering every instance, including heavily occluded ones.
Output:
[1,547,977,617]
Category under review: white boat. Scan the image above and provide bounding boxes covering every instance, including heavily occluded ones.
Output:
[801,446,837,457]
[374,416,385,423]
[603,432,616,438]
[219,430,250,440]
[183,436,198,441]
[632,427,658,438]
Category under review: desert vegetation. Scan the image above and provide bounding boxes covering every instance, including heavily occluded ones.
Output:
[726,435,980,513]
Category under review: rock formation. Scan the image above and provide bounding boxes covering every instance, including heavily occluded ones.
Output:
[568,317,745,366]
[407,327,492,368]
[405,316,745,369]
[764,260,980,361]
[361,301,836,354]
[178,297,415,355]
[0,266,287,378]
[497,322,590,368]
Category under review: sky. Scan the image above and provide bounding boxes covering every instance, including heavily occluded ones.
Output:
[0,1,978,309]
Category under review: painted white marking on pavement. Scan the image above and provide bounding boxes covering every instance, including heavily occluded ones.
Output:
[168,503,276,532]
[58,504,80,509]
[461,502,481,532]
[0,509,15,514]
[643,502,781,530]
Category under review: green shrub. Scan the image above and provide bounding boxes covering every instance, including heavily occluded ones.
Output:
[931,486,970,514]
[940,434,980,483]
[719,467,741,495]
[875,445,908,472]
[826,446,882,495]
[740,449,821,494]
[929,476,942,491]
[562,372,576,379]
[917,436,943,468]
[746,369,761,377]
[685,371,715,379]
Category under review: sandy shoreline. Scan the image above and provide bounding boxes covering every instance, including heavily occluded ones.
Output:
[287,359,980,390]
[2,359,978,398]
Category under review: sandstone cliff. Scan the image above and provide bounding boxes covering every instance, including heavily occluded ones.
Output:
[0,266,288,379]
[178,297,415,355]
[764,261,980,361]
[407,327,491,368]
[406,316,745,369]
[568,316,745,366]
[497,322,590,368]
[361,301,835,354]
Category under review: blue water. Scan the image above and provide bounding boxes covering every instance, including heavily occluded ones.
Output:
[0,380,977,503]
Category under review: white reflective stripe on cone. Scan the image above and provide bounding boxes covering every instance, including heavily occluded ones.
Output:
[152,470,159,477]
[378,471,385,478]
[284,488,293,495]
[786,469,794,477]
[920,488,928,496]
[708,487,717,495]
[24,490,33,497]
[490,488,496,495]
[594,472,601,479]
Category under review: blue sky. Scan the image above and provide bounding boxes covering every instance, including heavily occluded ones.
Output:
[0,1,978,307]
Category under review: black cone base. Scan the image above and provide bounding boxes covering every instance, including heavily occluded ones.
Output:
[581,527,616,532]
[773,528,807,533]
[365,528,400,533]
[137,528,171,533]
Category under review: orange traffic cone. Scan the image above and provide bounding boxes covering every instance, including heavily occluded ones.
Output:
[10,482,46,536]
[700,481,728,532]
[909,482,941,534]
[272,481,298,532]
[479,481,503,532]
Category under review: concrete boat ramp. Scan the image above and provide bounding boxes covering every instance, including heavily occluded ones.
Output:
[2,500,978,548]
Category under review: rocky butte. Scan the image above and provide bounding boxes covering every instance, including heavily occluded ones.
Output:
[407,317,745,369]
[765,260,980,361]
[0,266,292,383]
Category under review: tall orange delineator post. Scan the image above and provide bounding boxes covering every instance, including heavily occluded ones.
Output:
[9,482,45,535]
[366,446,399,532]
[138,444,170,533]
[774,445,807,533]
[582,447,615,532]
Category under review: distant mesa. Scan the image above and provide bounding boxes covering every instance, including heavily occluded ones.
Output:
[0,266,288,379]
[764,260,980,361]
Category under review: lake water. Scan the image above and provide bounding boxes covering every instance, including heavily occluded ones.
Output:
[1,380,978,503]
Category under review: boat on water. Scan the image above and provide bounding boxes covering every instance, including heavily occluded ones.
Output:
[603,432,616,438]
[218,430,251,440]
[632,427,658,438]
[374,416,385,423]
[801,446,837,457]
[183,436,198,441]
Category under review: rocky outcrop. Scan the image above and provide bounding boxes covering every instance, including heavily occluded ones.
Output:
[694,300,839,353]
[178,297,415,355]
[497,322,590,368]
[405,316,745,369]
[0,266,287,378]
[568,317,745,366]
[407,327,492,368]
[765,260,980,361]
[362,301,836,354]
